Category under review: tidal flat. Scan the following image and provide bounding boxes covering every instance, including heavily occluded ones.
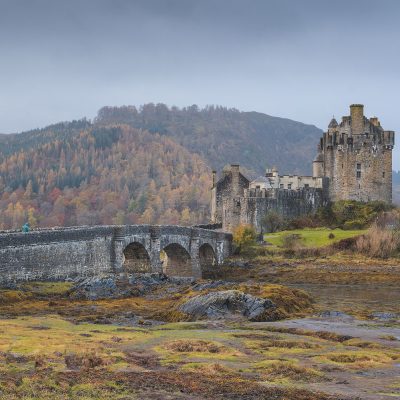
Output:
[0,257,399,400]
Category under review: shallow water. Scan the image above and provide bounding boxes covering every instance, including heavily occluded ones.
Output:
[290,283,400,314]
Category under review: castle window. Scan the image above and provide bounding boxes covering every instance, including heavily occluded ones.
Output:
[304,184,309,189]
[356,163,361,179]
[280,184,284,189]
[383,172,385,178]
[288,184,292,189]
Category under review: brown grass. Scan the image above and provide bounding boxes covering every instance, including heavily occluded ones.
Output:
[255,360,327,382]
[261,326,353,342]
[64,352,108,370]
[164,339,224,353]
[251,339,321,350]
[356,224,400,258]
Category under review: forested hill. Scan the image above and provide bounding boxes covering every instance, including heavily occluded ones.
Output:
[0,124,210,229]
[95,104,323,175]
[0,104,348,230]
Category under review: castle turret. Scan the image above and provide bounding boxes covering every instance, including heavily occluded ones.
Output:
[312,147,324,178]
[212,170,217,188]
[350,104,364,135]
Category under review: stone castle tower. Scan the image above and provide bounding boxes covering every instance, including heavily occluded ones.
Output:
[313,104,394,203]
[211,104,395,232]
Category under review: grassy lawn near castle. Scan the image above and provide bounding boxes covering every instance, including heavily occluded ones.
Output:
[264,228,367,249]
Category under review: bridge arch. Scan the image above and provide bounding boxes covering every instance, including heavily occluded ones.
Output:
[199,243,217,278]
[122,242,151,273]
[161,243,192,277]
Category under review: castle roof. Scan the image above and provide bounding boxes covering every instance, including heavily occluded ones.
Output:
[313,153,324,162]
[252,176,270,183]
[328,117,338,128]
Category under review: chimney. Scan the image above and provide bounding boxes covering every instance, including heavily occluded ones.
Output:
[231,164,240,196]
[350,104,364,135]
[369,117,380,127]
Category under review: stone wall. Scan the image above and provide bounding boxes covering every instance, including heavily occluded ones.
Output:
[240,187,328,232]
[0,226,114,284]
[211,165,250,225]
[0,225,232,285]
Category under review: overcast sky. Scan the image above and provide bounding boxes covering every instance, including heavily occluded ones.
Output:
[1,0,399,168]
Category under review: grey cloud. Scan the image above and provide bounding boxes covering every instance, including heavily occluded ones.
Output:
[0,0,399,167]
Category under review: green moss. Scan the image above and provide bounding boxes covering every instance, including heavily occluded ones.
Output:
[264,228,366,248]
[21,281,74,296]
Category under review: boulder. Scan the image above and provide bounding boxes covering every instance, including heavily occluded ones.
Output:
[319,310,354,320]
[179,290,275,321]
[369,312,398,321]
[191,280,232,291]
[70,273,174,300]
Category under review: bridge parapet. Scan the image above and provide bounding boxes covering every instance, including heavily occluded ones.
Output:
[0,225,232,284]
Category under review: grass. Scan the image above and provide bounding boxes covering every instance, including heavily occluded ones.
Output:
[315,350,398,369]
[264,227,366,249]
[252,359,327,383]
[0,306,398,399]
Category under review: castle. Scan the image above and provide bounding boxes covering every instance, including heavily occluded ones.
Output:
[211,104,395,232]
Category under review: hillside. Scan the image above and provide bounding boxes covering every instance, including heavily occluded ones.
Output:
[95,104,323,176]
[0,124,210,229]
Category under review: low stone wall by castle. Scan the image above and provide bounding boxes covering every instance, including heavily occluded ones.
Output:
[0,225,232,285]
[241,188,328,232]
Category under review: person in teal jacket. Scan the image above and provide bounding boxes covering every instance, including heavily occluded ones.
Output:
[22,222,30,233]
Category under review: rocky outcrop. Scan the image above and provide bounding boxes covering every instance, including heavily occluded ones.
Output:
[178,290,275,321]
[70,273,191,300]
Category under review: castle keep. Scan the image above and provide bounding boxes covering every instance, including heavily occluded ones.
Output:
[316,104,394,203]
[211,105,395,232]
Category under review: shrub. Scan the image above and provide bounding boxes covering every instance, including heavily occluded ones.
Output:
[232,224,257,254]
[288,215,319,230]
[328,233,335,239]
[262,211,284,233]
[355,224,400,258]
[282,233,302,250]
[317,200,394,229]
[343,219,364,230]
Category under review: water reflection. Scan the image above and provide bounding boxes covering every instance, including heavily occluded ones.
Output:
[290,284,400,314]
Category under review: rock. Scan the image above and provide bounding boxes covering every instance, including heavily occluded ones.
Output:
[179,290,275,321]
[370,312,398,321]
[319,311,354,320]
[225,261,254,269]
[70,273,173,300]
[191,280,232,291]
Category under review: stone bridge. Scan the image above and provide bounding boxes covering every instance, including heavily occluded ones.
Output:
[0,225,232,285]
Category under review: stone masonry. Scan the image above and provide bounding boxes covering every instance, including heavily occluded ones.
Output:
[316,104,394,202]
[211,104,394,232]
[0,225,232,284]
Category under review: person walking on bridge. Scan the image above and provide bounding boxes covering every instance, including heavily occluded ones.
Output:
[22,222,30,233]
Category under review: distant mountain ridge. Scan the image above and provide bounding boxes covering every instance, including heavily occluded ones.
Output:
[95,104,323,176]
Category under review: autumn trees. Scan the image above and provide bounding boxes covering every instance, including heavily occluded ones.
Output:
[0,124,211,229]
